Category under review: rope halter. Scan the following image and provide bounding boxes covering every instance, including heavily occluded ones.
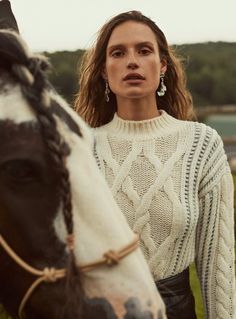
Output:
[0,233,139,318]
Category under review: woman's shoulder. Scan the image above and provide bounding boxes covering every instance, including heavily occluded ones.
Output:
[177,119,226,162]
[185,119,222,143]
[91,123,110,135]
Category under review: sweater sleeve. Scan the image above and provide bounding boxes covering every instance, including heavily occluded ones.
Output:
[196,131,235,319]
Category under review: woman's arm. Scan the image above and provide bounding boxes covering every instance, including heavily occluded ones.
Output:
[196,132,235,319]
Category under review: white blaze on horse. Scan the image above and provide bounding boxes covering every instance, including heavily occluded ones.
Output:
[0,30,166,319]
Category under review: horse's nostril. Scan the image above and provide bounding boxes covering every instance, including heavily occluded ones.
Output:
[124,297,153,319]
[83,297,118,319]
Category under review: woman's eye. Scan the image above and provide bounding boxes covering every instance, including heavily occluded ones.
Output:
[1,160,39,183]
[139,48,152,55]
[111,50,124,57]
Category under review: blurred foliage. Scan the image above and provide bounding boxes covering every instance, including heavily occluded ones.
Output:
[175,42,236,106]
[44,49,84,105]
[44,42,236,107]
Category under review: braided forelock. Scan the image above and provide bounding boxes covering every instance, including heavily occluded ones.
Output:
[0,29,29,68]
[0,30,85,314]
[0,29,74,238]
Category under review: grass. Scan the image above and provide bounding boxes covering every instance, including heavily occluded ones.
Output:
[0,306,9,319]
[190,263,205,318]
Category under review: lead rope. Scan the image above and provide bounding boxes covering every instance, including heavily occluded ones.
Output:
[0,233,139,319]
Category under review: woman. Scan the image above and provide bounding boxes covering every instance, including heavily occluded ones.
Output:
[75,11,235,319]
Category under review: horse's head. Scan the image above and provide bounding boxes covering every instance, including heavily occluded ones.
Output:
[0,30,166,319]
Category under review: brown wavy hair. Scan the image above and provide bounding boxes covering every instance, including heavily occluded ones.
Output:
[74,10,194,127]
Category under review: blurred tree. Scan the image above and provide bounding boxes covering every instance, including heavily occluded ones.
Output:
[44,49,84,105]
[45,42,236,107]
[176,42,236,106]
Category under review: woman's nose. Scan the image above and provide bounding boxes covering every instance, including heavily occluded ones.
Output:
[127,52,139,69]
[127,62,138,69]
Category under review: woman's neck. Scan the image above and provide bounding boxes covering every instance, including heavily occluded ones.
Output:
[102,110,185,139]
[116,97,161,121]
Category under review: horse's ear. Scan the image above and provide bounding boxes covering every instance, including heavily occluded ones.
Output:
[0,0,19,33]
[0,0,22,70]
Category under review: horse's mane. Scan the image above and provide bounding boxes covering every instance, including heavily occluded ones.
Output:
[0,29,85,317]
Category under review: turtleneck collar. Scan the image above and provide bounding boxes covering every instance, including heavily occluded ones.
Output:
[101,110,187,138]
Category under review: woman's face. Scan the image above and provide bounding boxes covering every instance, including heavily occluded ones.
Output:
[103,21,166,103]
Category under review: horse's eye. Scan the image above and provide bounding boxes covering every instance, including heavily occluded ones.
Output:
[1,160,39,183]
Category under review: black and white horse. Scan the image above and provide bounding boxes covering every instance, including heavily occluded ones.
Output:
[0,29,166,319]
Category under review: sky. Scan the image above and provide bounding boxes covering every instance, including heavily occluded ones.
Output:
[9,0,236,52]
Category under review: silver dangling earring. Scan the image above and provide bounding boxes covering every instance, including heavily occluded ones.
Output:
[157,73,167,97]
[105,80,110,102]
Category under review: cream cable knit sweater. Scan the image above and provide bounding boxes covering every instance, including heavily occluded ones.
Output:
[93,110,235,319]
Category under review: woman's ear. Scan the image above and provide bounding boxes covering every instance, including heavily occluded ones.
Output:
[160,58,167,74]
[101,66,108,80]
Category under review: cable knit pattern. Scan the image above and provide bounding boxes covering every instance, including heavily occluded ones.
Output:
[93,110,235,319]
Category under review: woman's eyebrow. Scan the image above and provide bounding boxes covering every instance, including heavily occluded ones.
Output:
[108,41,154,51]
[107,44,125,52]
[135,41,154,48]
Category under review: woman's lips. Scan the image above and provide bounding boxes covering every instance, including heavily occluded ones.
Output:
[123,73,145,81]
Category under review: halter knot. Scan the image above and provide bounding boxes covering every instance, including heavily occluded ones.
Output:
[66,233,75,251]
[43,267,58,282]
[104,250,120,266]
